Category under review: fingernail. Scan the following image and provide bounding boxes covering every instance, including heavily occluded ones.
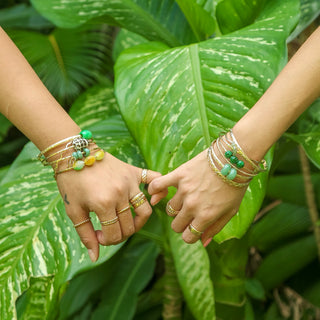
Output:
[88,249,97,262]
[203,238,212,247]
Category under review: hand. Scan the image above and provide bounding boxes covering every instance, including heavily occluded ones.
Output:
[148,149,248,246]
[55,152,161,262]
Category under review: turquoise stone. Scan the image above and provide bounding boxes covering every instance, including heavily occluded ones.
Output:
[84,148,90,156]
[227,168,237,180]
[80,129,92,139]
[230,155,238,164]
[225,150,233,158]
[73,160,85,171]
[221,164,231,176]
[236,160,245,168]
[76,150,83,159]
[72,151,78,160]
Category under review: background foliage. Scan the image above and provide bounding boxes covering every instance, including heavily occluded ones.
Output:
[0,0,319,319]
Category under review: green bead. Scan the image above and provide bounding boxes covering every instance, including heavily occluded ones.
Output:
[236,160,245,168]
[73,160,85,170]
[72,151,78,160]
[225,150,233,158]
[76,150,83,159]
[227,168,237,180]
[220,164,231,176]
[230,155,238,164]
[80,129,92,139]
[84,148,90,156]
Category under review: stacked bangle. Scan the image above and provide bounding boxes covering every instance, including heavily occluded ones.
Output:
[207,130,267,188]
[38,130,105,177]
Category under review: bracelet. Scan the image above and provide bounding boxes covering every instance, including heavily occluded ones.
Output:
[38,130,105,176]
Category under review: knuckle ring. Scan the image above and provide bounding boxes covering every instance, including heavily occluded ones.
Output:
[141,169,148,184]
[166,202,179,217]
[117,205,131,215]
[188,224,204,237]
[130,192,147,209]
[100,216,119,226]
[73,217,91,228]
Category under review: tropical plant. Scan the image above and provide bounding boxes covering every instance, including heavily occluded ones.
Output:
[0,0,319,319]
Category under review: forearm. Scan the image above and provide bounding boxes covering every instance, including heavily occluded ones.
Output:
[233,26,320,160]
[0,27,80,150]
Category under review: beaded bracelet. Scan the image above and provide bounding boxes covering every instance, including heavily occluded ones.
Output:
[38,130,105,177]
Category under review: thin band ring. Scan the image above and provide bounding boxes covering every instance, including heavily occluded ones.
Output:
[130,192,145,203]
[117,205,131,215]
[188,224,203,237]
[141,169,148,184]
[100,216,119,226]
[166,202,179,217]
[74,217,91,228]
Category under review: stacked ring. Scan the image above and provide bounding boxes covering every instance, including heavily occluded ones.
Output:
[141,169,148,184]
[130,192,146,209]
[74,217,91,228]
[117,205,131,215]
[166,202,179,217]
[188,224,203,237]
[100,216,119,226]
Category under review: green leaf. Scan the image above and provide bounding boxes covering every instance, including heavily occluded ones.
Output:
[286,99,320,168]
[0,83,144,319]
[216,0,267,34]
[288,0,320,41]
[0,114,12,143]
[30,0,196,46]
[8,25,113,106]
[255,234,318,291]
[16,276,55,320]
[168,222,216,320]
[90,238,160,320]
[115,0,300,241]
[0,4,53,31]
[245,278,266,301]
[175,0,218,40]
[248,203,312,252]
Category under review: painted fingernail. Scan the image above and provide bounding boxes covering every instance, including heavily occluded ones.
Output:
[203,238,212,248]
[88,249,97,262]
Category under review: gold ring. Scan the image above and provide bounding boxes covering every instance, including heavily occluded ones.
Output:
[100,216,119,226]
[117,205,131,215]
[130,192,147,209]
[141,169,148,184]
[74,217,91,228]
[166,202,179,217]
[188,224,203,237]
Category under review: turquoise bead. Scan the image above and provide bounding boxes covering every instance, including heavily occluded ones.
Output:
[236,160,245,168]
[76,150,83,159]
[80,129,92,139]
[225,150,233,158]
[84,148,90,156]
[227,168,237,180]
[221,164,231,176]
[72,151,78,160]
[230,155,238,164]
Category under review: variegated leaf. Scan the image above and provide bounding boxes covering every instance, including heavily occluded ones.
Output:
[115,0,300,242]
[30,0,196,46]
[0,83,144,319]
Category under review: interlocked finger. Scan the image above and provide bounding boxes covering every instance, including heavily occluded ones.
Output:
[117,204,134,239]
[130,190,152,231]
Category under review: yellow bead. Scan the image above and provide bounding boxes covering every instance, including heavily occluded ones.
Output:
[95,150,105,161]
[84,156,96,166]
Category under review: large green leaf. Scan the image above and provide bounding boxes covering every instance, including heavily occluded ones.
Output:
[30,0,196,46]
[175,0,218,40]
[8,25,112,106]
[115,0,300,242]
[0,83,145,319]
[216,0,267,34]
[0,114,12,143]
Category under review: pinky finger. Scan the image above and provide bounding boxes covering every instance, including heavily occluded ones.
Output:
[201,211,235,247]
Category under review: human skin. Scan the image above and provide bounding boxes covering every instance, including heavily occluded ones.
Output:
[0,27,163,262]
[148,27,320,246]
